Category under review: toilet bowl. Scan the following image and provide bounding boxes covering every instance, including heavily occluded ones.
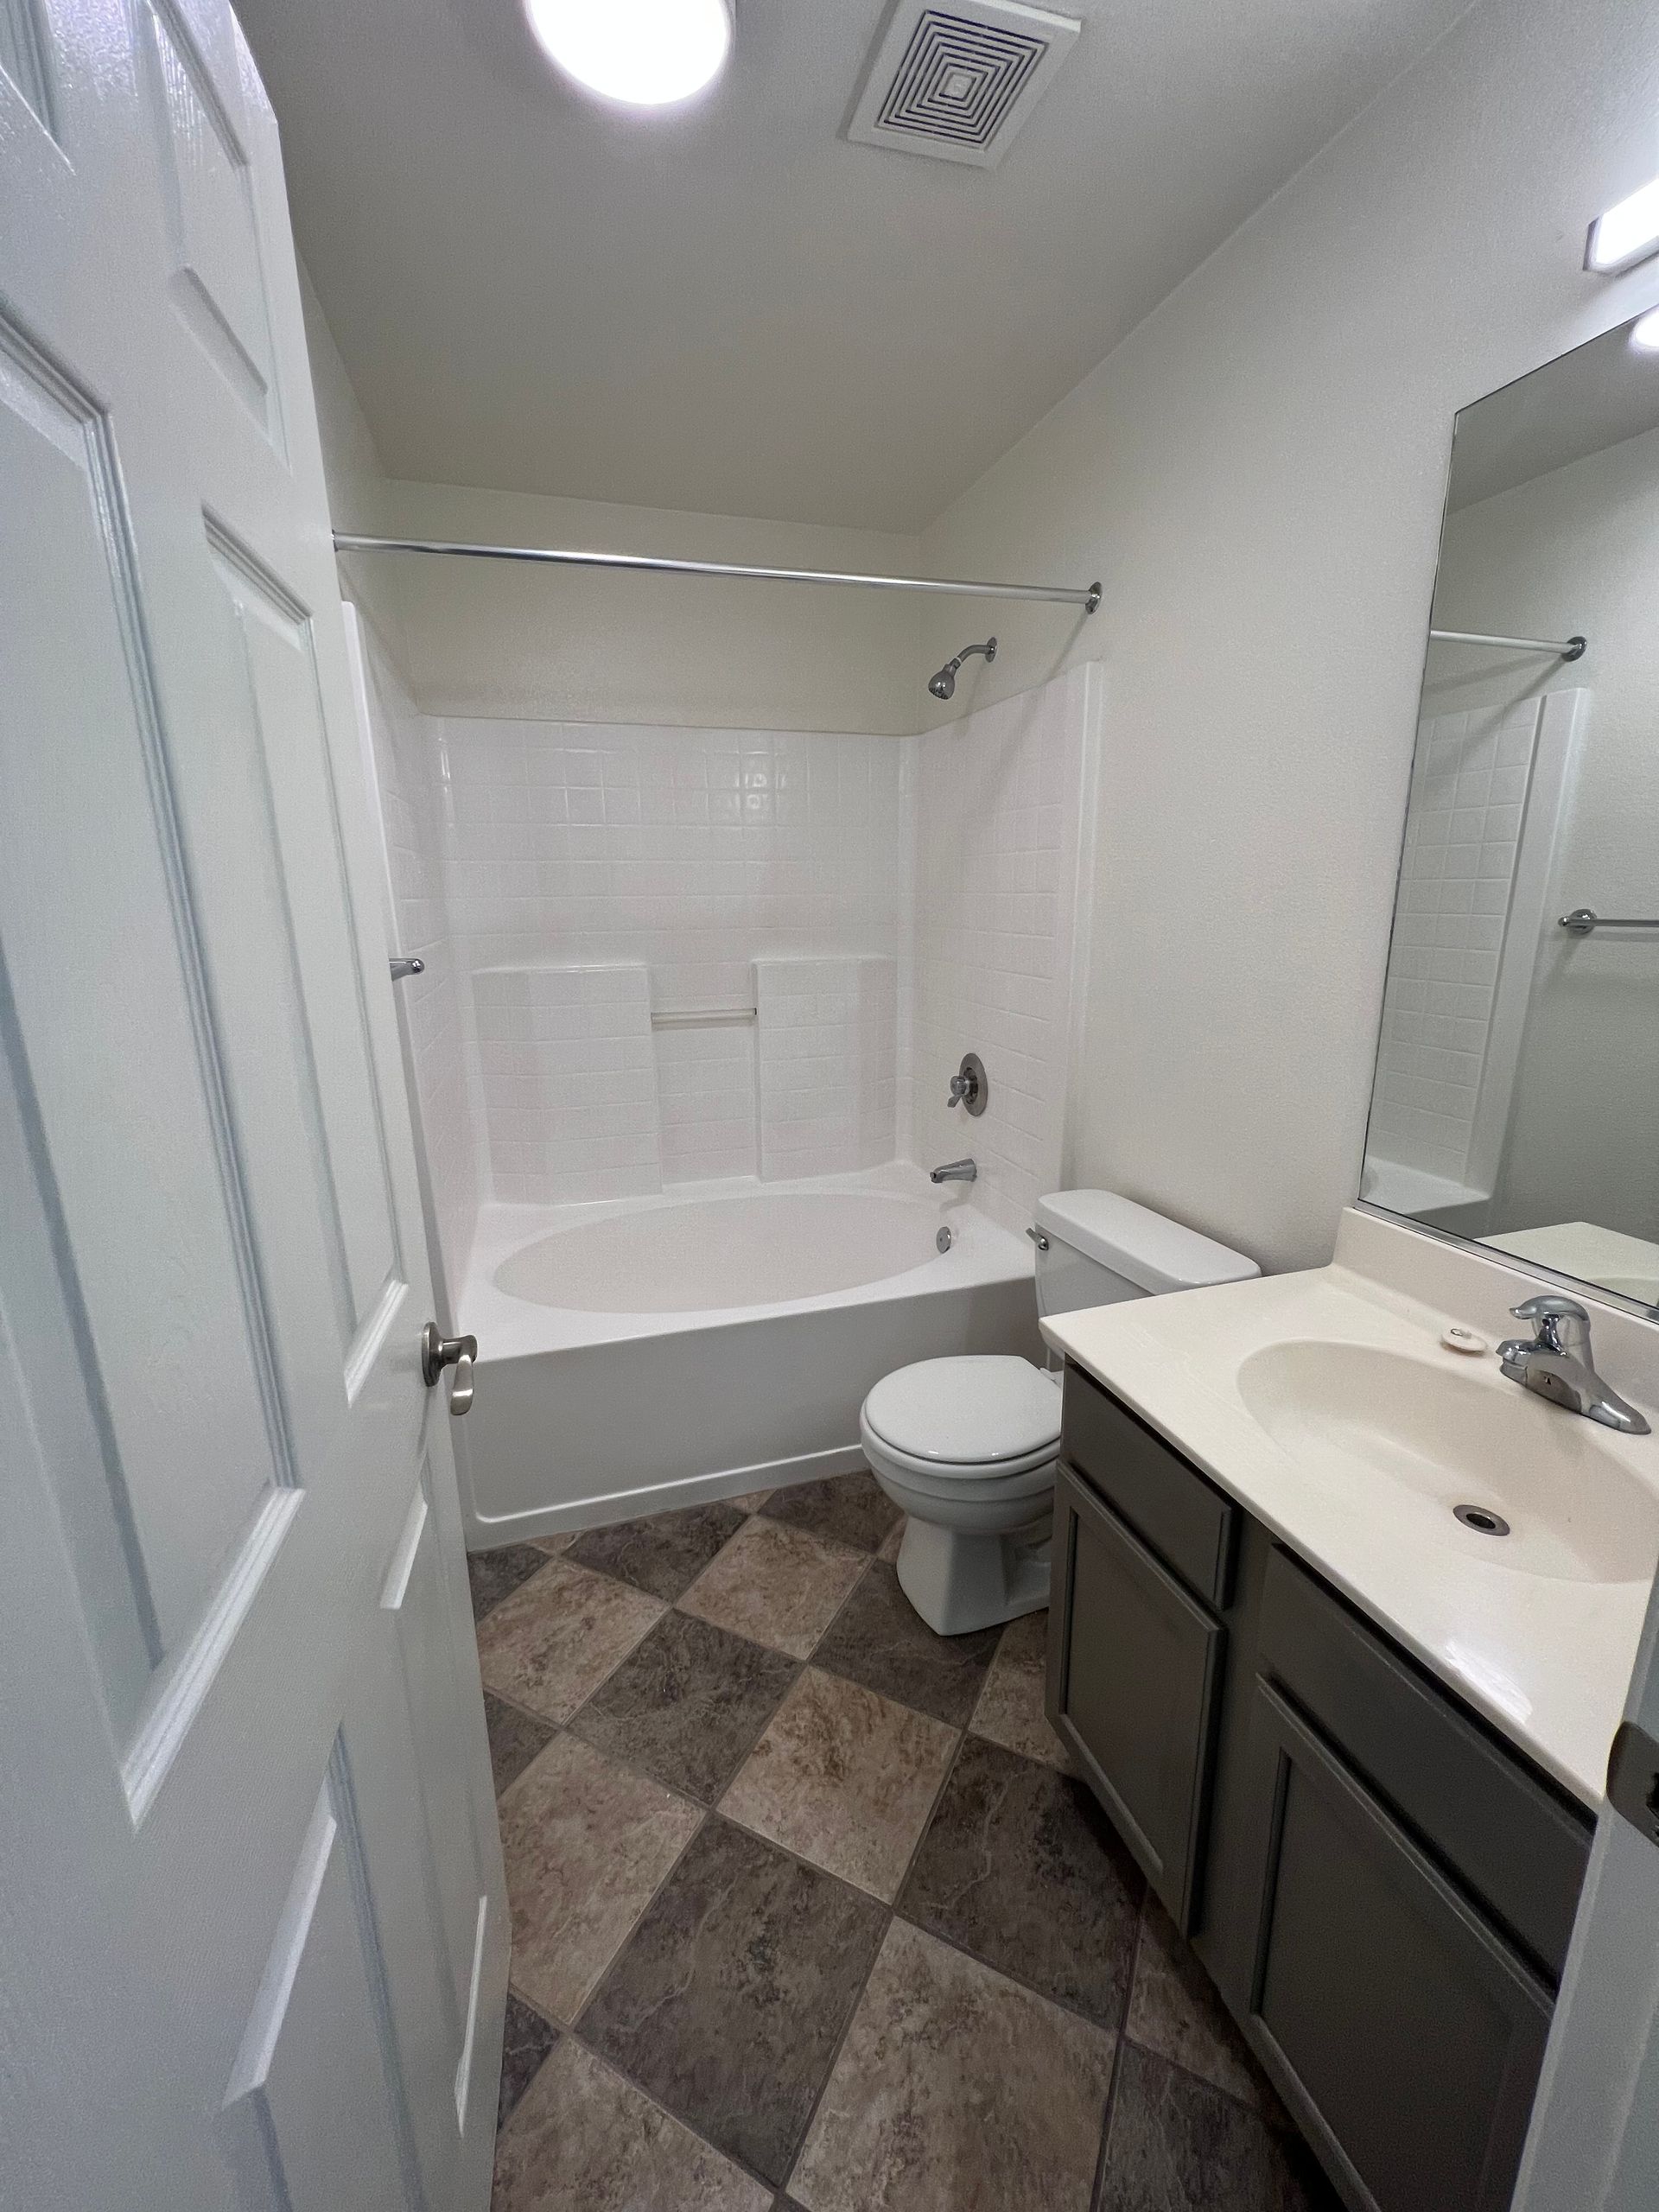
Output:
[861,1356,1061,1635]
[861,1189,1257,1634]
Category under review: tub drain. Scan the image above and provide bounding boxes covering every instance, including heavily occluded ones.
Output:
[1453,1503,1511,1537]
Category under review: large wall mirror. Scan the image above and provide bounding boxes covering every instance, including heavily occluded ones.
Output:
[1363,310,1659,1312]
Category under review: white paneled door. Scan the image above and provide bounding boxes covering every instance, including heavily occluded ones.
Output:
[0,3,506,2208]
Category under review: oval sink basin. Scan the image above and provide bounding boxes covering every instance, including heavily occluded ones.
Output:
[1236,1340,1659,1585]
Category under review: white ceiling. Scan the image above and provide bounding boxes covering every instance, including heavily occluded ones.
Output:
[240,0,1471,533]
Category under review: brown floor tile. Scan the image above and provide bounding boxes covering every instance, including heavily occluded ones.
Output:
[578,1815,887,2188]
[1126,1897,1270,2110]
[497,1993,559,2130]
[467,1542,550,1624]
[678,1517,867,1660]
[499,1732,702,2024]
[533,1531,575,1554]
[877,1516,905,1564]
[1096,2044,1339,2212]
[969,1608,1071,1769]
[484,1690,556,1797]
[566,1500,749,1602]
[898,1733,1141,2025]
[762,1470,901,1552]
[493,2037,770,2212]
[721,1667,957,1900]
[789,1919,1115,2212]
[478,1557,664,1723]
[730,1488,773,1514]
[813,1560,1001,1726]
[569,1610,800,1802]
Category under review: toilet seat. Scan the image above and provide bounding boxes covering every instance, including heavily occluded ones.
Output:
[861,1356,1060,1478]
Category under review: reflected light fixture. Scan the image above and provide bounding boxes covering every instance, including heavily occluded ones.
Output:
[524,0,734,108]
[1632,307,1659,353]
[1586,174,1659,275]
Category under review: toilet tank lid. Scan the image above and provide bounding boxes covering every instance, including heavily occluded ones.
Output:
[1034,1190,1260,1296]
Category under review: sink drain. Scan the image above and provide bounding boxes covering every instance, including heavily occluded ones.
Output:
[1453,1503,1511,1538]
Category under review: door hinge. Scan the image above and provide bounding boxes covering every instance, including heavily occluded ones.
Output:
[1606,1721,1659,1847]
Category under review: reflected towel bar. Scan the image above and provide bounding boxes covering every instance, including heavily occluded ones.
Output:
[1429,627,1586,660]
[333,534,1103,613]
[1559,908,1659,936]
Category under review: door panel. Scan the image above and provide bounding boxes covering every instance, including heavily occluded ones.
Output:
[0,3,505,2205]
[219,1753,418,2212]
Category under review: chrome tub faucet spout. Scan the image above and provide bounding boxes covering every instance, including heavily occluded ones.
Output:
[1496,1295,1650,1434]
[930,1159,977,1185]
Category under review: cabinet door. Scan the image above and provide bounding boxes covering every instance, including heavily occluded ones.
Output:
[1047,1464,1224,1927]
[1240,1684,1553,2212]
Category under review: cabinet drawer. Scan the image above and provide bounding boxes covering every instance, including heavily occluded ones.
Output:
[1048,1463,1224,1929]
[1258,1548,1590,1981]
[1061,1363,1237,1607]
[1240,1682,1552,2212]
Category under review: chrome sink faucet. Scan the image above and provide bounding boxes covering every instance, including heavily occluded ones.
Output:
[1496,1295,1650,1435]
[930,1158,977,1184]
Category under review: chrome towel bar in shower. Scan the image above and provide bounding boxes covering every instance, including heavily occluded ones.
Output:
[1560,909,1659,936]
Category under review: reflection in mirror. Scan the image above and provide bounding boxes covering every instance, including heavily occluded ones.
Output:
[1363,314,1659,1313]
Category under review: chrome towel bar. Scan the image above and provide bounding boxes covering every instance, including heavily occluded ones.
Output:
[1560,909,1659,936]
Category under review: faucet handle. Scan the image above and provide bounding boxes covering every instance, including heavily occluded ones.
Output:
[1510,1294,1589,1323]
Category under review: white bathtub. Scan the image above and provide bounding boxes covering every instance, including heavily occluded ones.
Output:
[454,1165,1040,1545]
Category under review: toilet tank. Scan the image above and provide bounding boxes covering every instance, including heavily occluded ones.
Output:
[1033,1189,1258,1319]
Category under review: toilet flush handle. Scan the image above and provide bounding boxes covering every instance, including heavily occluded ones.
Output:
[1027,1226,1050,1252]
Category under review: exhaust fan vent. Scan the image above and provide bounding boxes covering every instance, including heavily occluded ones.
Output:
[847,2,1081,170]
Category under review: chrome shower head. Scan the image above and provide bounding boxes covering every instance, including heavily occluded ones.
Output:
[927,636,996,701]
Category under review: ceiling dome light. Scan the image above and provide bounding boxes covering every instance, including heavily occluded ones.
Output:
[524,0,733,109]
[1632,308,1659,354]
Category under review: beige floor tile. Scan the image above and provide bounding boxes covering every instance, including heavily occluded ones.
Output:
[721,1667,957,1900]
[493,2036,770,2211]
[877,1516,905,1564]
[499,1732,702,2024]
[678,1516,866,1660]
[1126,1897,1268,2108]
[728,1488,773,1514]
[790,1919,1115,2212]
[969,1610,1071,1770]
[477,1556,664,1723]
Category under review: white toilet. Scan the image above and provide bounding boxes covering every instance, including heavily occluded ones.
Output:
[861,1190,1258,1634]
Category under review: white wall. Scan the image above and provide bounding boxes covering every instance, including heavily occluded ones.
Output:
[913,0,1659,1274]
[1424,424,1659,1243]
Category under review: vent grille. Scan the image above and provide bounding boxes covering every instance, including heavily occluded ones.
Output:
[847,1,1080,169]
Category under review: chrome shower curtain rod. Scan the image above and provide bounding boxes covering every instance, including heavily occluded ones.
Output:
[1429,626,1586,660]
[333,534,1103,612]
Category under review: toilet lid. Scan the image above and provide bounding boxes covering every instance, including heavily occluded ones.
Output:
[863,1357,1061,1466]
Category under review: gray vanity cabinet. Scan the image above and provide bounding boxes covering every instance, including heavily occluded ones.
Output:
[1048,1462,1224,1927]
[1239,1682,1553,2212]
[1049,1362,1594,2212]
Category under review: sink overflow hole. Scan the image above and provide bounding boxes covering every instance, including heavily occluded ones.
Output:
[1452,1503,1511,1537]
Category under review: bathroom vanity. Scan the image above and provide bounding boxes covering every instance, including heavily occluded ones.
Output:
[1042,1209,1659,2212]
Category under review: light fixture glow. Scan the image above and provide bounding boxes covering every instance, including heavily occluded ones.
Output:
[1632,308,1659,353]
[524,0,733,109]
[1586,175,1659,275]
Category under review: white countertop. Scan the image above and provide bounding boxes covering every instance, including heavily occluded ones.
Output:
[1042,1209,1659,1808]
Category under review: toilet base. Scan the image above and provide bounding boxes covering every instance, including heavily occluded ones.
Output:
[894,1510,1052,1636]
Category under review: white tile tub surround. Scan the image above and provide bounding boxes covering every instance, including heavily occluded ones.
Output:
[900,664,1097,1239]
[439,719,903,1011]
[656,1016,757,1185]
[345,607,481,1294]
[1369,690,1580,1206]
[473,963,661,1205]
[756,957,897,1180]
